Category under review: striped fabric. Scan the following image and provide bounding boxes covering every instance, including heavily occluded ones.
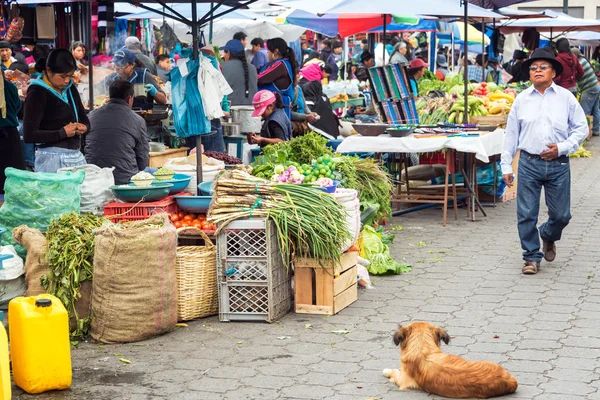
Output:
[577,56,598,93]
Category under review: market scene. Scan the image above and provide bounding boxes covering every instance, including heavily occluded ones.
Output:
[1,0,600,398]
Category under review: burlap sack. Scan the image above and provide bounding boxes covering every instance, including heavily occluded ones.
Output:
[91,214,177,344]
[13,225,93,331]
[12,226,49,296]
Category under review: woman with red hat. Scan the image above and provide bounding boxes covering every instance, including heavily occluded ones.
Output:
[407,58,428,96]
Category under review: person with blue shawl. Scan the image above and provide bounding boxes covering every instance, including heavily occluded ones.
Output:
[257,38,299,119]
[22,49,90,173]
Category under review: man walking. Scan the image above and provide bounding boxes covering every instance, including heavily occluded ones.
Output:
[501,47,588,275]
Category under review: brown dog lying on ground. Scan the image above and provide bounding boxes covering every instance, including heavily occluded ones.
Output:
[383,322,518,399]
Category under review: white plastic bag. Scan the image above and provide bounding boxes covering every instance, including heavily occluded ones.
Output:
[332,188,361,252]
[0,245,25,307]
[0,245,24,280]
[59,164,115,215]
[164,155,225,192]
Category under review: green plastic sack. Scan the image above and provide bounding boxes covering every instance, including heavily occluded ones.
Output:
[359,225,411,275]
[0,168,85,255]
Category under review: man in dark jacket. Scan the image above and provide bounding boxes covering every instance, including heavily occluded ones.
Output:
[85,80,149,184]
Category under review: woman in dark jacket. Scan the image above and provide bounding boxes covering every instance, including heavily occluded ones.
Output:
[554,38,584,95]
[23,49,90,173]
[0,74,25,193]
[247,90,292,147]
[302,81,339,137]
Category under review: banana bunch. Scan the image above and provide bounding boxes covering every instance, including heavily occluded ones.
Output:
[447,96,488,124]
[570,144,592,158]
[330,93,349,103]
[486,92,515,116]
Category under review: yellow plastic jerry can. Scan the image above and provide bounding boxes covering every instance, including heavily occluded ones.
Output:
[0,311,10,400]
[9,294,72,394]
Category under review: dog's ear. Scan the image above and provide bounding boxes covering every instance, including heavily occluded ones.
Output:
[436,327,450,345]
[393,325,406,346]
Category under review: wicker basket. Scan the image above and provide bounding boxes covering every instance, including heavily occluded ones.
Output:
[176,227,218,321]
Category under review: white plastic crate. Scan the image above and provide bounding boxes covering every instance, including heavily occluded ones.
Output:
[217,218,291,322]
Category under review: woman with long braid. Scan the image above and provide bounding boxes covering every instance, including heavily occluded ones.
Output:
[257,38,299,118]
[220,39,257,106]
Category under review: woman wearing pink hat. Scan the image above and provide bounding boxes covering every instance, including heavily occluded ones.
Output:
[247,90,292,147]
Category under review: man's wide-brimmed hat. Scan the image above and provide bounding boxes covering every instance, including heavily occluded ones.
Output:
[521,47,563,76]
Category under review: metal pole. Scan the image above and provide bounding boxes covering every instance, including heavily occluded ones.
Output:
[192,0,203,191]
[209,2,214,43]
[382,14,387,65]
[451,32,455,70]
[563,0,568,15]
[481,18,485,83]
[87,1,94,111]
[463,0,469,124]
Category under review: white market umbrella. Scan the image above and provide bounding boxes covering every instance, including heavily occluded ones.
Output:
[500,10,600,35]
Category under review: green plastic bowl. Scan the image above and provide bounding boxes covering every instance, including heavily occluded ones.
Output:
[110,183,173,203]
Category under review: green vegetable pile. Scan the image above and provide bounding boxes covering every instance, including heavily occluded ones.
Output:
[359,225,411,275]
[209,170,351,265]
[251,133,392,224]
[42,212,106,337]
[296,154,337,183]
[251,132,333,179]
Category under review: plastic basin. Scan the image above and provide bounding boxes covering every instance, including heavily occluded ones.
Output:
[151,174,192,194]
[198,181,214,196]
[174,195,212,213]
[110,183,173,202]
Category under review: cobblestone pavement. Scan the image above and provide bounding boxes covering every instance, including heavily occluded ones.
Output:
[15,140,600,400]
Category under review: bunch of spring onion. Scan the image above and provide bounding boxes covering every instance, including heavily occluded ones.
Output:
[208,170,351,265]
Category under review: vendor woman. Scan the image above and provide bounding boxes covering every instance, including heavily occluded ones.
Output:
[98,48,166,108]
[71,41,88,83]
[247,90,292,147]
[0,73,25,193]
[23,48,90,173]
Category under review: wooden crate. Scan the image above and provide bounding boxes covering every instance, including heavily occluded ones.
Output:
[149,147,189,168]
[470,114,508,128]
[294,251,358,315]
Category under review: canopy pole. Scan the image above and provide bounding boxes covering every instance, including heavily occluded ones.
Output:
[451,32,455,70]
[463,1,469,124]
[482,18,485,82]
[382,14,387,65]
[209,2,214,43]
[87,1,93,112]
[192,0,203,191]
[343,36,349,80]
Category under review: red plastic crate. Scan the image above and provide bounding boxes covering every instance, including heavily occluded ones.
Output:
[419,151,455,173]
[104,194,180,223]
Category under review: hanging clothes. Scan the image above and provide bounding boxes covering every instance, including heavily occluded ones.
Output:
[197,55,232,120]
[170,53,211,138]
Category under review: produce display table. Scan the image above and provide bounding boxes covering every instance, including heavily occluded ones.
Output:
[336,129,505,226]
[336,129,504,163]
[149,147,189,168]
[330,96,365,110]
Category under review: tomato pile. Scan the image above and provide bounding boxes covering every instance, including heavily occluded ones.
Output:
[169,212,216,231]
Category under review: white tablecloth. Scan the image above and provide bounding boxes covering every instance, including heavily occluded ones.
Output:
[336,129,505,163]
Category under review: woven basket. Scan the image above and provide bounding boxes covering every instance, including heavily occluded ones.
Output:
[176,227,218,321]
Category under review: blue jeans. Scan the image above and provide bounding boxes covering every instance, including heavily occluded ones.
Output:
[35,147,86,173]
[517,152,571,262]
[579,85,600,133]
